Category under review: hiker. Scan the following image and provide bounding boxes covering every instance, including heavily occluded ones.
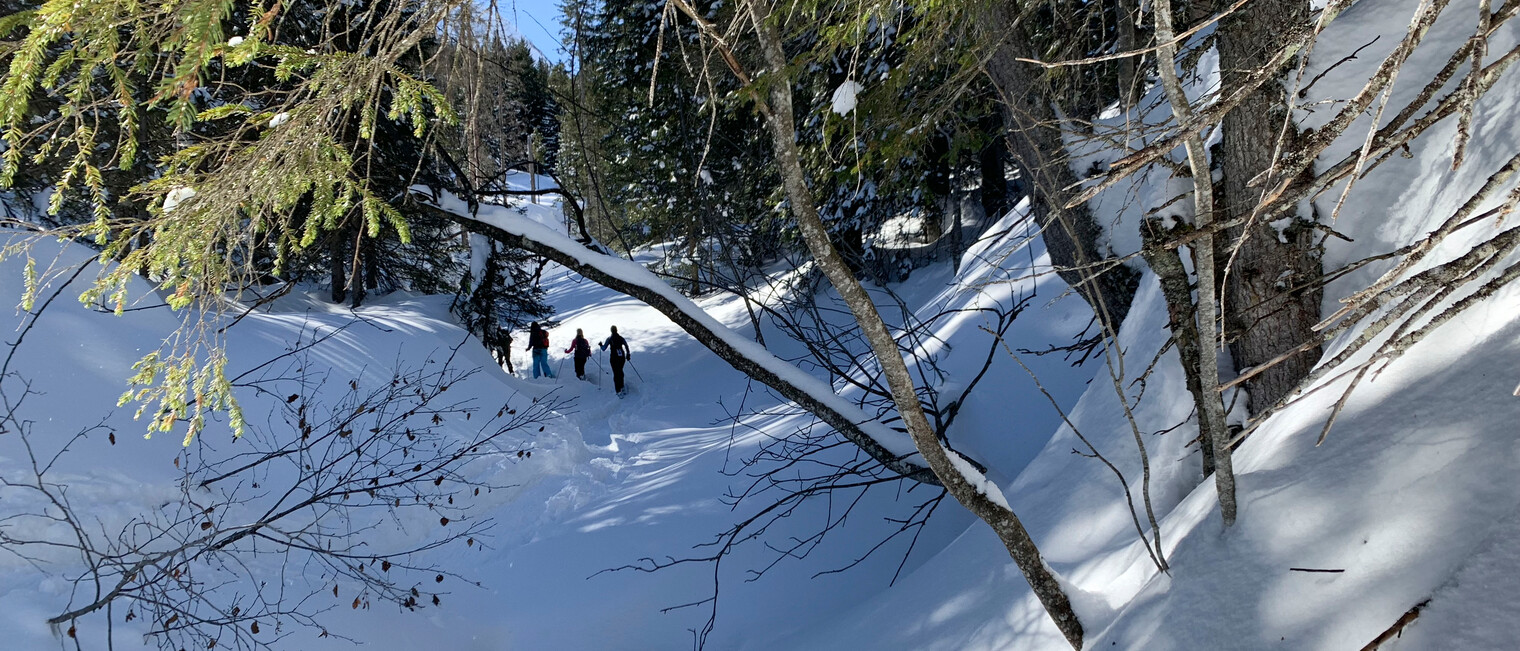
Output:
[526,321,553,379]
[600,325,631,395]
[565,328,592,380]
[486,325,513,373]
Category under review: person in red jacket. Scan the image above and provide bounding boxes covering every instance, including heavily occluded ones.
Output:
[565,329,592,380]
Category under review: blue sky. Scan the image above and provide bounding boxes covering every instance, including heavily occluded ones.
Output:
[501,0,567,63]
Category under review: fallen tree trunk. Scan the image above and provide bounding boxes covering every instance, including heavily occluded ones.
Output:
[416,194,942,486]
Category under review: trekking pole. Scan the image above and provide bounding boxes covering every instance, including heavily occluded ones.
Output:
[555,356,565,380]
[628,358,645,383]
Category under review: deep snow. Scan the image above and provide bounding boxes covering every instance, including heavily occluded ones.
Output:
[4,0,1520,648]
[0,198,1094,649]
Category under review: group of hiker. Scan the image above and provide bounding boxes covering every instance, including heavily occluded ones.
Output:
[523,322,633,395]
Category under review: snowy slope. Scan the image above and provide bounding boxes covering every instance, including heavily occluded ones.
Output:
[0,194,1095,648]
[318,200,1099,650]
[4,0,1520,647]
[783,0,1520,649]
[0,240,594,648]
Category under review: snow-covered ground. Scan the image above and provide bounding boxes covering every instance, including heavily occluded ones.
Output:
[4,0,1520,648]
[0,200,1094,649]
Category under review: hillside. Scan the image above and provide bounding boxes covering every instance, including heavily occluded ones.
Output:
[2,0,1520,648]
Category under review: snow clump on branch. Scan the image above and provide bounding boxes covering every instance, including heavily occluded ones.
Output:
[830,80,864,116]
[162,187,196,213]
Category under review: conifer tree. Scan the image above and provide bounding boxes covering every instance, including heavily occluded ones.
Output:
[573,0,779,293]
[0,0,555,440]
[790,2,1012,279]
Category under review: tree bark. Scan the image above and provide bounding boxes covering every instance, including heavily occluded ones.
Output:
[983,3,1139,332]
[1141,219,1217,477]
[1214,0,1323,415]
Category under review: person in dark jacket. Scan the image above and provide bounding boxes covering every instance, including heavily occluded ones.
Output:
[600,325,631,395]
[526,322,554,379]
[484,324,513,373]
[565,329,592,380]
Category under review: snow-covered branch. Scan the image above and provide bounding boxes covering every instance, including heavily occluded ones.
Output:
[419,192,940,485]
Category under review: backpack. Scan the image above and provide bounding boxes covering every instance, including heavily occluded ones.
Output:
[534,330,549,349]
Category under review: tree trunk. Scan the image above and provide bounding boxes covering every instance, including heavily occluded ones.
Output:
[1141,219,1216,477]
[982,3,1139,332]
[834,222,867,274]
[330,230,347,305]
[1215,0,1322,414]
[978,113,1009,220]
[745,2,1084,646]
[365,237,379,291]
[1116,0,1142,108]
[1153,0,1238,525]
[349,229,367,309]
[924,129,950,243]
[687,235,701,296]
